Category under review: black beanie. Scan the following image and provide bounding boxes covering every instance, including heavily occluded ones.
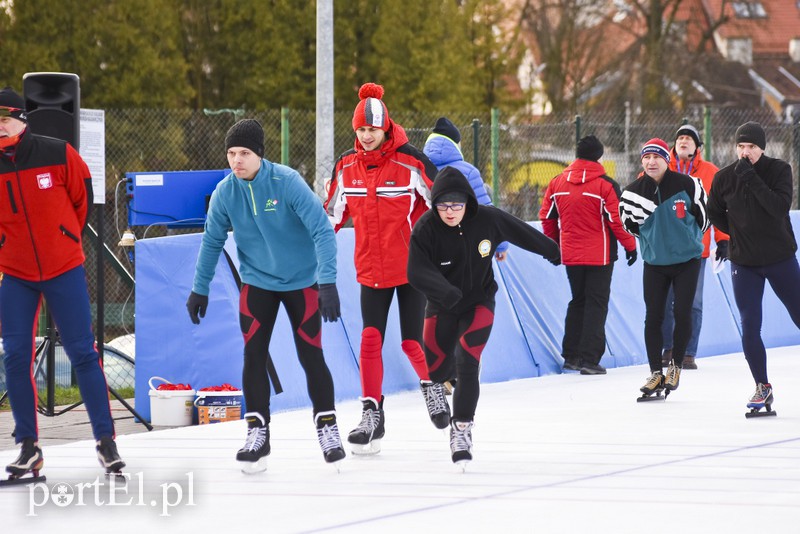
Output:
[575,135,603,162]
[436,191,468,204]
[225,119,265,157]
[735,121,766,150]
[0,86,27,122]
[675,124,702,147]
[432,117,461,144]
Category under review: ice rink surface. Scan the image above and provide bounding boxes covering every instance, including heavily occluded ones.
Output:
[2,346,799,533]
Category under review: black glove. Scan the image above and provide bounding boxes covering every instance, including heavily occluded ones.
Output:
[625,248,638,266]
[547,251,561,266]
[734,157,755,181]
[318,283,341,322]
[186,291,208,325]
[715,240,729,261]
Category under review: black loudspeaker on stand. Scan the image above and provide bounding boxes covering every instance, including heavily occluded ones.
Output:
[1,72,152,430]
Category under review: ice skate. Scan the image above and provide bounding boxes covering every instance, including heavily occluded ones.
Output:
[637,370,666,402]
[664,361,681,392]
[347,396,385,455]
[96,436,126,479]
[420,380,451,429]
[745,383,777,419]
[1,438,46,488]
[315,411,346,469]
[450,420,474,472]
[237,412,270,474]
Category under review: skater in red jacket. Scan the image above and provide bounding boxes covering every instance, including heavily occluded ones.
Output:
[324,83,443,454]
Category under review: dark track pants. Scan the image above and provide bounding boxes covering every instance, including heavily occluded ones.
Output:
[239,283,335,424]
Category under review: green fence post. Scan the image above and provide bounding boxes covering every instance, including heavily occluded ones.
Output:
[472,118,480,167]
[491,108,499,206]
[703,106,712,162]
[281,107,290,166]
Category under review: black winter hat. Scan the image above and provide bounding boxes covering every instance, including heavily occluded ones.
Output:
[735,121,766,150]
[225,119,265,157]
[675,124,702,147]
[0,86,27,122]
[575,135,603,162]
[432,117,461,144]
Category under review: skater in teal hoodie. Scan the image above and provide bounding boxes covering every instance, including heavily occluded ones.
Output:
[187,119,345,470]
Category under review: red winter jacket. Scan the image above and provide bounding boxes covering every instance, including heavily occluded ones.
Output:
[0,129,90,281]
[539,159,635,265]
[669,148,728,258]
[325,121,437,288]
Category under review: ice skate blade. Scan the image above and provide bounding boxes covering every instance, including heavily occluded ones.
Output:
[240,457,268,474]
[454,460,470,473]
[105,470,128,484]
[350,439,381,456]
[0,474,46,488]
[745,407,777,419]
[637,391,666,402]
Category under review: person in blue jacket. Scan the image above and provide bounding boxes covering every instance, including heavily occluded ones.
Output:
[424,117,509,260]
[186,119,344,470]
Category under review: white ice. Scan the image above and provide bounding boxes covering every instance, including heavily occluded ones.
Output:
[2,346,799,533]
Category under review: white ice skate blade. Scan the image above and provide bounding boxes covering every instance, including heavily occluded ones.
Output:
[240,457,268,474]
[454,460,470,473]
[350,439,381,456]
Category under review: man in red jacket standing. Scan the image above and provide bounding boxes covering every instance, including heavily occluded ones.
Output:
[0,87,123,484]
[540,135,637,374]
[660,125,728,370]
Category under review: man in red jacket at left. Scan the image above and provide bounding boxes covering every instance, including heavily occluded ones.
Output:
[540,135,638,375]
[0,87,124,484]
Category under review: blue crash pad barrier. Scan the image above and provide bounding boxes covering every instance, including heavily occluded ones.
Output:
[134,214,800,422]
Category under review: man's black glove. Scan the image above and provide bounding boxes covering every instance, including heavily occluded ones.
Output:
[186,292,208,325]
[715,240,729,261]
[734,157,755,181]
[318,283,341,322]
[625,248,638,266]
[547,251,561,266]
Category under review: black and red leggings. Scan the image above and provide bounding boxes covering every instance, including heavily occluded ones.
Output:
[423,301,495,422]
[239,283,335,424]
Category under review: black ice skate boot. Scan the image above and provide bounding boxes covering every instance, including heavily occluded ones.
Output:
[237,412,270,474]
[96,436,126,475]
[5,438,44,477]
[315,411,346,464]
[449,420,474,470]
[347,396,385,455]
[420,380,451,429]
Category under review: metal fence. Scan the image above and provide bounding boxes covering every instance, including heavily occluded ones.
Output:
[2,105,799,400]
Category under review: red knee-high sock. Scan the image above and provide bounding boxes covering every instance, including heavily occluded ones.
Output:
[360,327,384,400]
[401,339,430,381]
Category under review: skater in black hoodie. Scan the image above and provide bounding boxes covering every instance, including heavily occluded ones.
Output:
[407,167,560,466]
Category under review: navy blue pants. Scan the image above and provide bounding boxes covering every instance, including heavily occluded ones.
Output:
[731,256,800,384]
[0,266,114,443]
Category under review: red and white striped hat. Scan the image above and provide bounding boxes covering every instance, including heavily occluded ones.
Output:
[352,83,390,131]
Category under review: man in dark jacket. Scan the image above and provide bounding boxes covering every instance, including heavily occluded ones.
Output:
[539,135,637,375]
[407,167,560,467]
[0,86,124,483]
[707,121,800,415]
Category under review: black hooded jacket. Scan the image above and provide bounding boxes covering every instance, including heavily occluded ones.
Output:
[408,167,560,313]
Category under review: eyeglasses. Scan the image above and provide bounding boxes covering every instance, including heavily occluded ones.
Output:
[435,203,465,212]
[0,107,21,118]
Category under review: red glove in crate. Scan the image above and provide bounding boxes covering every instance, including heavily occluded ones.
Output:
[198,383,241,392]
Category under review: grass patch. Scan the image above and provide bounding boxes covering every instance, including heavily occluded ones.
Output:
[0,386,135,411]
